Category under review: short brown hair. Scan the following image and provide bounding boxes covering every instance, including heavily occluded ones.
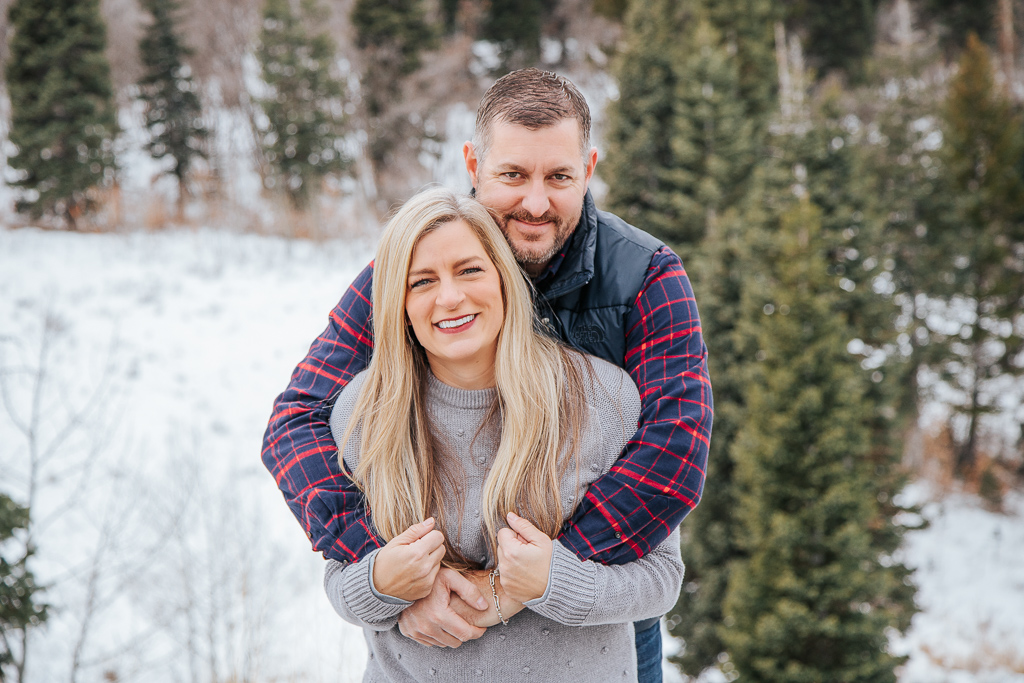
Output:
[473,68,592,163]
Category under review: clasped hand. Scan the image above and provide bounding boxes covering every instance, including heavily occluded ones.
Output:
[379,514,554,647]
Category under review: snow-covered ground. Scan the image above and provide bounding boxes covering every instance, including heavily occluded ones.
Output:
[2,225,1023,683]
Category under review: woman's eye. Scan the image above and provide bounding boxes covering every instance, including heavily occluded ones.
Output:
[410,278,431,289]
[462,267,482,276]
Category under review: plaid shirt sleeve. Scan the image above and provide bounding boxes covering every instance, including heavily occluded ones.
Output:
[260,262,384,563]
[557,246,712,565]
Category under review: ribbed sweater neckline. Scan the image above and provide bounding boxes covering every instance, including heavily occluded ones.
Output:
[426,371,497,410]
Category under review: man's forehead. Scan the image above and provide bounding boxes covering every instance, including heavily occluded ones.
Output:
[481,120,586,169]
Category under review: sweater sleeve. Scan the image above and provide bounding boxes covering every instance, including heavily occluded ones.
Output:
[323,551,412,630]
[523,529,683,626]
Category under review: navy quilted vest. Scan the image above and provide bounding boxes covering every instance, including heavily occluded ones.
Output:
[535,191,664,367]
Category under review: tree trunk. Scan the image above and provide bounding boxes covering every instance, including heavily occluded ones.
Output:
[999,0,1015,86]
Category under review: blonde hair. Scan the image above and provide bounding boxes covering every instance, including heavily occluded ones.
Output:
[340,186,588,567]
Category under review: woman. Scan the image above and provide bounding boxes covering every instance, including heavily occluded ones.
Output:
[324,187,683,682]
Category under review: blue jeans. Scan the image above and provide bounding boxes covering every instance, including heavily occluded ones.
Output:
[634,620,663,683]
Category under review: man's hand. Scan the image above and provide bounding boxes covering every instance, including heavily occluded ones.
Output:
[451,570,525,626]
[398,568,490,647]
[496,512,553,603]
[372,518,446,601]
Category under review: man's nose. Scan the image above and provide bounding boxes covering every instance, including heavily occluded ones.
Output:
[436,277,465,309]
[521,179,551,218]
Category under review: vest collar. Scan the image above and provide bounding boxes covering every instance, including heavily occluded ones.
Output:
[542,189,597,299]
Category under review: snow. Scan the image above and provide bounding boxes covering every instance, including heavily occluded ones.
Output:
[3,225,1023,682]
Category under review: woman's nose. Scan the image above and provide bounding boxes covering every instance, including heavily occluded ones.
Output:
[436,278,465,309]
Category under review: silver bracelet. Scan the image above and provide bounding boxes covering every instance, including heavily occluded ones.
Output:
[489,568,509,625]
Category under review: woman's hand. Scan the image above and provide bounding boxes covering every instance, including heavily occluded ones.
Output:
[372,518,446,601]
[496,512,553,603]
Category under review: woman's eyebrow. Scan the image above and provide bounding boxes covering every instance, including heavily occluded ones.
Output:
[408,256,484,279]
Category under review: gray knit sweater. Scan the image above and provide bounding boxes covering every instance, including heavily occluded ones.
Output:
[324,356,684,683]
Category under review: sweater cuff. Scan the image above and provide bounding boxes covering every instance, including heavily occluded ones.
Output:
[341,548,412,623]
[524,540,596,625]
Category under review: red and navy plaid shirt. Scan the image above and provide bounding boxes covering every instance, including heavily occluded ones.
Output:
[262,245,711,565]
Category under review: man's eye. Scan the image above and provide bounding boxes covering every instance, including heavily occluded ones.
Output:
[503,172,522,180]
[552,174,569,181]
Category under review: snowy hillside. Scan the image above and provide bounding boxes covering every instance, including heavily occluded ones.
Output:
[2,226,1023,683]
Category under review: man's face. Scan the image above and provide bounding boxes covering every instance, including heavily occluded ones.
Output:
[464,118,598,278]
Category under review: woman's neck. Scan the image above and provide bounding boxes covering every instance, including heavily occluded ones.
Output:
[427,360,496,390]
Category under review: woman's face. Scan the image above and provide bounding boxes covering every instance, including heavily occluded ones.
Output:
[405,219,504,389]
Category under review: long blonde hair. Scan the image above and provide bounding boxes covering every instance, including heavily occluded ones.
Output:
[340,187,588,567]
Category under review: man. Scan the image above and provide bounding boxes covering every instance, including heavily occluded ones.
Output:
[262,68,712,682]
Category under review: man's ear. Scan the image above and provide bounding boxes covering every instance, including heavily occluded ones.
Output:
[584,146,598,184]
[464,141,479,187]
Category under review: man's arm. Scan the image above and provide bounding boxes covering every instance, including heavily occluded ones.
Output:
[558,247,712,564]
[261,262,384,563]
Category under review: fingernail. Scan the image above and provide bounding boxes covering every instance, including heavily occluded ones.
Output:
[477,598,488,609]
[422,517,435,526]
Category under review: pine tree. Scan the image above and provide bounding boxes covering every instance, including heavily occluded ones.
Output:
[256,0,350,209]
[702,0,781,134]
[667,19,757,247]
[668,200,765,677]
[927,34,1024,474]
[0,493,47,682]
[137,0,208,218]
[783,0,881,79]
[350,0,435,181]
[720,201,914,682]
[5,0,117,228]
[604,4,755,249]
[481,0,543,70]
[602,0,689,243]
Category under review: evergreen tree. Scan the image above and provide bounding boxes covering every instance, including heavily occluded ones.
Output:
[350,0,435,180]
[5,0,117,228]
[668,200,765,677]
[602,0,689,243]
[922,0,996,50]
[702,0,781,134]
[604,4,755,249]
[0,493,47,682]
[720,201,914,682]
[137,0,208,218]
[783,0,881,80]
[481,0,543,70]
[256,0,350,209]
[927,34,1024,474]
[668,19,757,246]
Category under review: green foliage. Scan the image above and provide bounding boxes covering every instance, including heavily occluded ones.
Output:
[256,0,350,209]
[481,0,544,70]
[926,35,1024,474]
[669,201,766,676]
[4,0,118,228]
[922,0,996,50]
[592,0,629,21]
[603,0,689,242]
[720,201,913,682]
[604,3,756,249]
[0,494,47,680]
[783,0,882,80]
[350,0,435,174]
[702,0,781,131]
[137,0,207,196]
